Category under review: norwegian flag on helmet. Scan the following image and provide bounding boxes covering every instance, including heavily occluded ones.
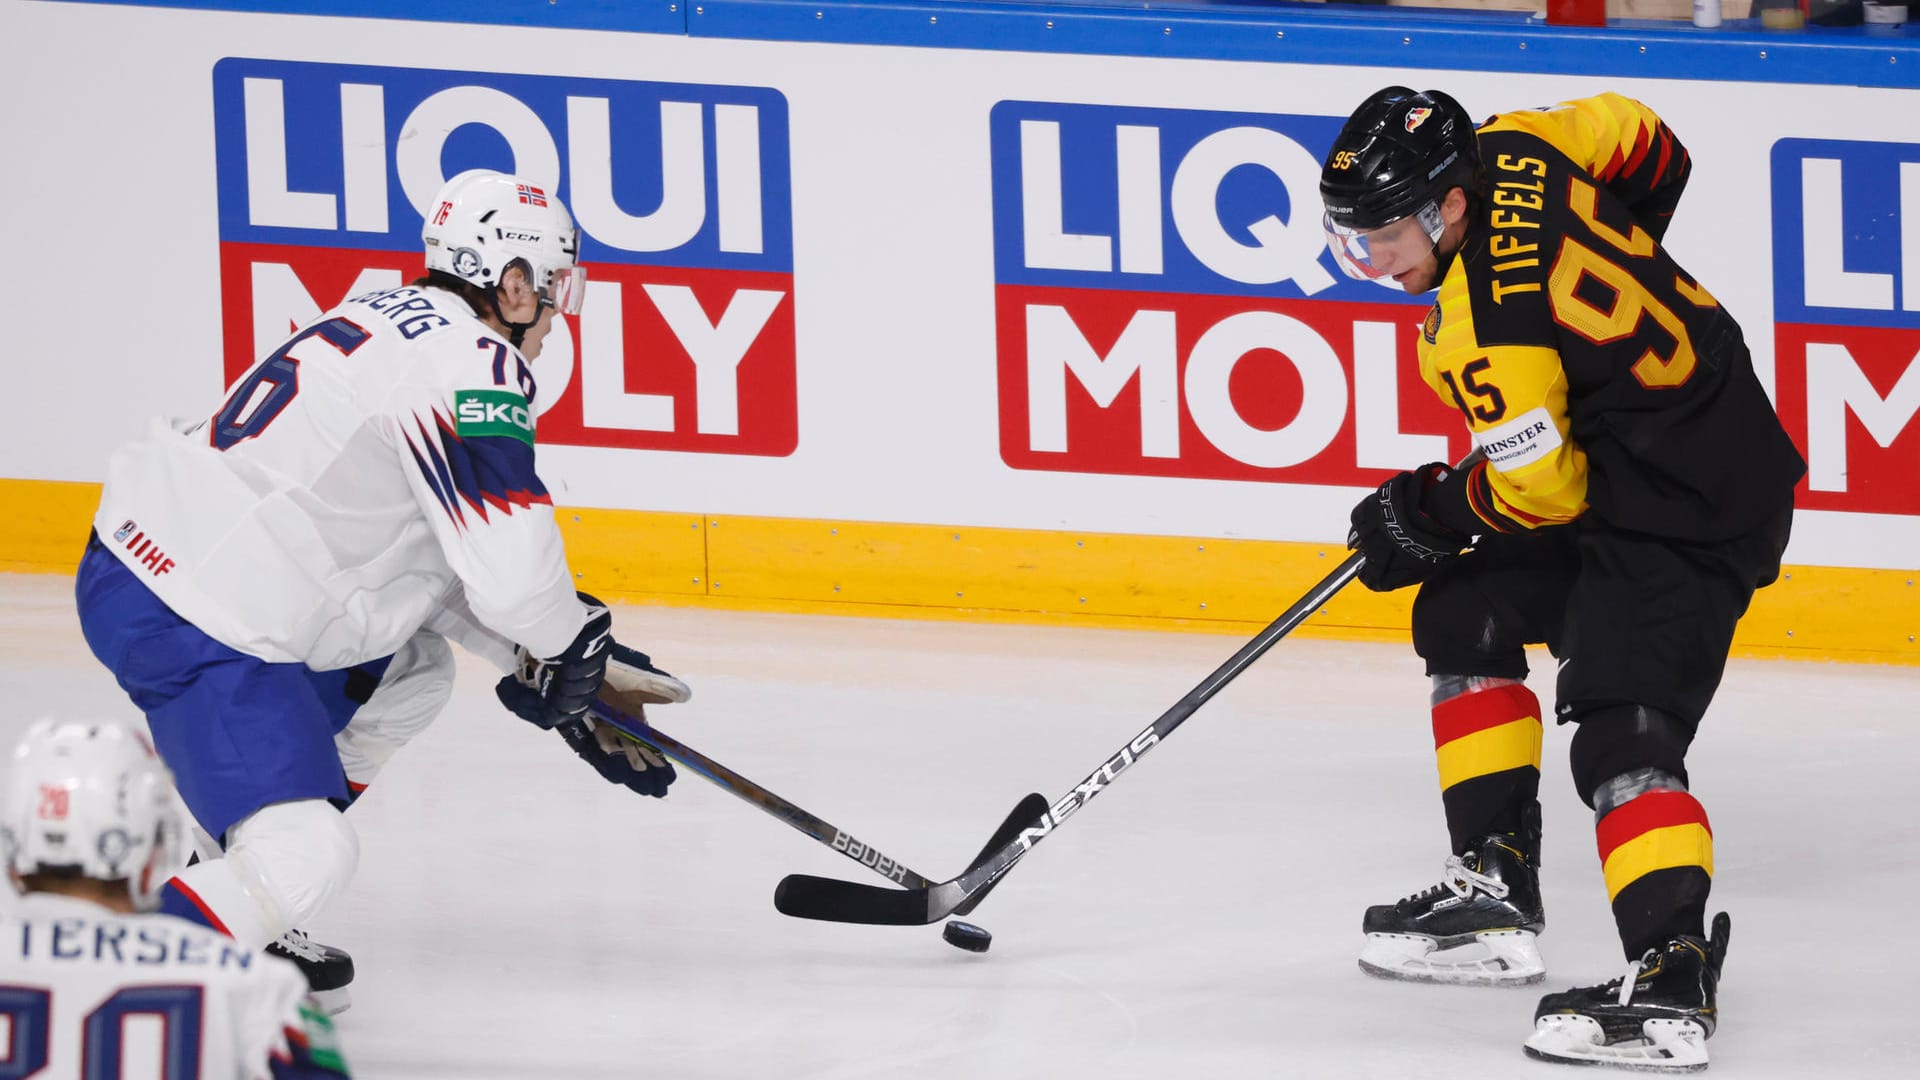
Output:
[515,184,548,207]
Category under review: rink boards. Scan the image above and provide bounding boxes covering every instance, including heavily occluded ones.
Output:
[1,1,1915,663]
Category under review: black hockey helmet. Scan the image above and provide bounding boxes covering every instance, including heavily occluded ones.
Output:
[1319,86,1479,233]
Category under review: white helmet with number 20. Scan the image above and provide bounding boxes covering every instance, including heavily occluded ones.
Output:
[422,169,585,316]
[1,719,183,911]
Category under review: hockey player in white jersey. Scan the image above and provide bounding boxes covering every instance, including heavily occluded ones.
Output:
[1,720,350,1079]
[73,169,690,1011]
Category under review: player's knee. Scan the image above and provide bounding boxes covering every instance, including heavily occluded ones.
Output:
[1588,766,1691,819]
[400,630,456,700]
[1567,704,1696,811]
[384,632,456,733]
[227,799,359,930]
[1411,579,1527,677]
[343,632,456,755]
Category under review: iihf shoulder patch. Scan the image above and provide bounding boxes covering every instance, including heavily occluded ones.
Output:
[1422,304,1442,345]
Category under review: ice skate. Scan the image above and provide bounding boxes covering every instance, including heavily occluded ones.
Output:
[1523,912,1729,1072]
[1359,822,1545,987]
[268,929,355,1015]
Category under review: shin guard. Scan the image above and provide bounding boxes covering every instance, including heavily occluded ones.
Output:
[1431,676,1544,853]
[1596,788,1713,959]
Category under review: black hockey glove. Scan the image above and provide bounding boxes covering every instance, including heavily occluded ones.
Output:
[1348,463,1473,592]
[495,592,692,798]
[494,594,615,732]
[493,591,693,730]
[557,715,677,798]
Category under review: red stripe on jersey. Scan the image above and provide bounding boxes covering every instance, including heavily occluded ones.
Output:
[1432,681,1542,749]
[1598,140,1629,184]
[1595,789,1711,864]
[1621,127,1654,180]
[1464,463,1524,532]
[433,411,492,523]
[1496,497,1553,528]
[166,876,234,937]
[1465,461,1556,531]
[1464,463,1499,530]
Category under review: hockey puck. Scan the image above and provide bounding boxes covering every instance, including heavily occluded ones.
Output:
[942,920,993,953]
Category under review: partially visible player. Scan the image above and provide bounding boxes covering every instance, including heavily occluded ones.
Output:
[1,720,349,1079]
[74,169,690,1011]
[1319,89,1804,1070]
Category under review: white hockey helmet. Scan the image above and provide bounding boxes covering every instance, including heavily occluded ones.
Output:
[1,719,183,911]
[422,169,585,316]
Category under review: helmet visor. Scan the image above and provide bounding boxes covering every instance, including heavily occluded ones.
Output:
[546,265,586,317]
[1322,200,1446,281]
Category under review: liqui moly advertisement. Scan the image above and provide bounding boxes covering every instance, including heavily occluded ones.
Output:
[211,59,797,457]
[1769,137,1920,517]
[990,100,1468,488]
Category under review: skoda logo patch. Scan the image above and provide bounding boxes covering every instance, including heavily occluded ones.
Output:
[451,247,484,279]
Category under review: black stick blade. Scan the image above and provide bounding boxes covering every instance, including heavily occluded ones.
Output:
[774,874,933,925]
[772,793,1048,926]
[953,792,1047,917]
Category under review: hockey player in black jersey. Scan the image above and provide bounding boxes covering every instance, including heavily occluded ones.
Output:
[1319,88,1804,1070]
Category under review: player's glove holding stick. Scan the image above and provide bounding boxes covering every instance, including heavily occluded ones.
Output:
[1347,461,1478,592]
[494,592,692,798]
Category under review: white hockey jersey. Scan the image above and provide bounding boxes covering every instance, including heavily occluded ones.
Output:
[92,284,586,670]
[0,893,348,1078]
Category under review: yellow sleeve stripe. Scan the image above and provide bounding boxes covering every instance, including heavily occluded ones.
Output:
[1482,450,1588,527]
[1601,822,1715,902]
[1435,716,1543,792]
[1674,273,1718,308]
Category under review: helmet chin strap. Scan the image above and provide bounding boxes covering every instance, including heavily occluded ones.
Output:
[488,289,538,348]
[1432,216,1474,283]
[1432,237,1460,282]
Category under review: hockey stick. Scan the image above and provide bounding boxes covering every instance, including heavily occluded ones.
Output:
[588,700,1047,902]
[773,451,1484,925]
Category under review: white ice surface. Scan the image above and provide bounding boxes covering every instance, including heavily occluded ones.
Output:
[2,572,1916,1079]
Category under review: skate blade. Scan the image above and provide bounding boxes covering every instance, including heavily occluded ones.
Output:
[1359,929,1545,987]
[1522,1015,1708,1072]
[309,986,351,1016]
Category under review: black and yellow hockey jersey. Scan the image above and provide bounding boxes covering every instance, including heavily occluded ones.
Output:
[1423,94,1804,542]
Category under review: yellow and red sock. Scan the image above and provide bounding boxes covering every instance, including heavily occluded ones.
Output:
[1432,678,1543,851]
[1596,789,1713,957]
